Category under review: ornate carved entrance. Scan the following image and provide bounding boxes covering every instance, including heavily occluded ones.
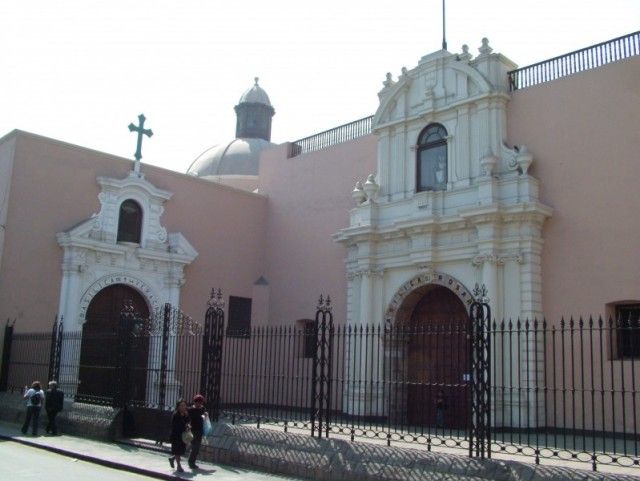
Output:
[77,284,150,403]
[406,285,470,429]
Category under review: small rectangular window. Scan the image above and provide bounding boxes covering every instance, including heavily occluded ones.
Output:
[616,304,640,359]
[295,319,316,358]
[227,296,252,338]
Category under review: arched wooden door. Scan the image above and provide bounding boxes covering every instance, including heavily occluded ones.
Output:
[77,284,150,404]
[406,285,470,430]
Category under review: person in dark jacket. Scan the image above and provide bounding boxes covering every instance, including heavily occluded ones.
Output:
[45,380,64,435]
[22,381,45,435]
[187,394,209,469]
[168,399,190,473]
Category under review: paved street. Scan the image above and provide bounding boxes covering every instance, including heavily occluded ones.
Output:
[0,442,152,481]
[0,422,305,481]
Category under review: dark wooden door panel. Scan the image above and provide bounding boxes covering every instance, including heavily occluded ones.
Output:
[406,286,469,429]
[78,284,150,403]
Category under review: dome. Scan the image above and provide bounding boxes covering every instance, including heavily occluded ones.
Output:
[187,138,276,177]
[239,77,271,106]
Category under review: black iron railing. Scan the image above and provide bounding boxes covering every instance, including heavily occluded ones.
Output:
[287,115,373,158]
[218,316,640,471]
[3,308,640,471]
[0,307,205,410]
[508,31,640,91]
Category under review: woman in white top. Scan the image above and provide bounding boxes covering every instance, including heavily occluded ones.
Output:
[21,381,45,435]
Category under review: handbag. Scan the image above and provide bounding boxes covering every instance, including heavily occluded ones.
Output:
[203,416,212,437]
[182,427,194,444]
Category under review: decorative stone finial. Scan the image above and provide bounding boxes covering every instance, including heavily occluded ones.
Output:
[254,77,259,85]
[363,174,379,202]
[400,67,409,78]
[383,72,394,88]
[352,181,366,205]
[515,145,533,174]
[458,44,472,62]
[478,38,493,55]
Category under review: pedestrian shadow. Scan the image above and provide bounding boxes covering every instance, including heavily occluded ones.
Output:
[194,468,216,475]
[115,443,140,452]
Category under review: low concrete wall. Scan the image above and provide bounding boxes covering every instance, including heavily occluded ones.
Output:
[201,423,638,481]
[0,392,121,440]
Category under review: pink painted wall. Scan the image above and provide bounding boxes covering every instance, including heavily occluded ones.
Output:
[0,133,17,276]
[258,138,377,323]
[507,56,640,320]
[508,57,640,432]
[0,131,266,333]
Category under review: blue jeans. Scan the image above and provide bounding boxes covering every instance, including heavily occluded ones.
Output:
[22,406,41,435]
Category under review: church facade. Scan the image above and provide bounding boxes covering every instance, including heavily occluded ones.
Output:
[0,34,639,431]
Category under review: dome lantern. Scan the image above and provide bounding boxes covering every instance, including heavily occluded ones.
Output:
[234,77,276,141]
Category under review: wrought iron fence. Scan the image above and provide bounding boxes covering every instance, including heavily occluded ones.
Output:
[287,115,373,157]
[218,314,640,470]
[508,31,640,91]
[2,299,640,471]
[0,307,204,410]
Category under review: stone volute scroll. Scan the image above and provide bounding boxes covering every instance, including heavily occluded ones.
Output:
[506,144,534,174]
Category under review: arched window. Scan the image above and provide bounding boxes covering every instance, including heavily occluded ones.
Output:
[416,124,448,192]
[117,199,142,243]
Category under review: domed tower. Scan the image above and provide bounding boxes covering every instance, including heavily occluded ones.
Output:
[187,78,277,191]
[235,77,275,141]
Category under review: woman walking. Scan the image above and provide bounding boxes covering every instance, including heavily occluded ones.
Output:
[168,399,190,473]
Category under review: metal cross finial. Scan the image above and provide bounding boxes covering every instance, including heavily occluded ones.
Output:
[128,114,153,173]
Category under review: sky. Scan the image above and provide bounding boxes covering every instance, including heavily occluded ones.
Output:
[1,0,638,173]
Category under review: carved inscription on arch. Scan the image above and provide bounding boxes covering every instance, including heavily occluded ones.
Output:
[78,273,161,323]
[384,271,474,324]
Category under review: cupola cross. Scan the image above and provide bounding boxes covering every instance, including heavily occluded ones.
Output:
[128,114,153,174]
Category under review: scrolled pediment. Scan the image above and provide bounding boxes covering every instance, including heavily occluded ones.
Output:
[57,171,197,266]
[373,53,495,129]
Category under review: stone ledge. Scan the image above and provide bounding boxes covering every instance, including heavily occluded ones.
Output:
[198,423,639,481]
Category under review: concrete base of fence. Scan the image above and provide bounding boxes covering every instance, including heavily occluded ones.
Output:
[0,392,121,441]
[201,423,636,481]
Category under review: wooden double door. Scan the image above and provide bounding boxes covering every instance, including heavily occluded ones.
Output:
[406,285,470,430]
[77,284,150,404]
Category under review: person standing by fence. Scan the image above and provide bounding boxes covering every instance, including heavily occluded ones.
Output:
[187,394,208,469]
[45,380,64,435]
[21,381,45,435]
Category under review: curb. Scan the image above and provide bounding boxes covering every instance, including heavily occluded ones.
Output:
[0,433,181,481]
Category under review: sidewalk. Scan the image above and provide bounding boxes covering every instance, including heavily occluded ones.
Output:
[0,422,302,481]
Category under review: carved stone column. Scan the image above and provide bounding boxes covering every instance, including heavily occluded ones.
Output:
[344,267,386,417]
